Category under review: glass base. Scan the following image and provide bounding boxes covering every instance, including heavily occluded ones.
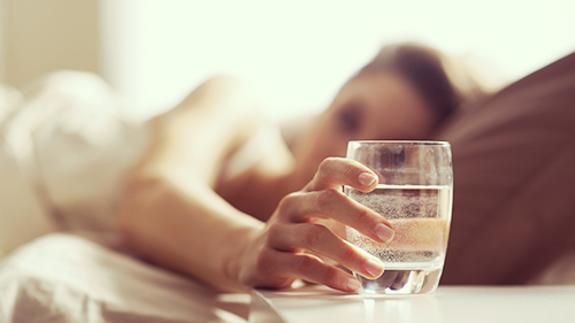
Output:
[356,267,443,295]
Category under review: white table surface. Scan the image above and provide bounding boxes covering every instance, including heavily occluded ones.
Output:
[250,285,575,323]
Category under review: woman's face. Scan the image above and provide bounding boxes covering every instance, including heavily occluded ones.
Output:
[292,71,438,183]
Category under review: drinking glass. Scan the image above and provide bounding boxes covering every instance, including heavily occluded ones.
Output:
[345,140,453,294]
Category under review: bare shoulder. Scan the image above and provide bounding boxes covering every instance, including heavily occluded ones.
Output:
[153,74,263,142]
[196,74,246,92]
[176,74,259,114]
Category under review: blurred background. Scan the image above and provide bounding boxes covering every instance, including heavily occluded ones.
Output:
[1,0,574,120]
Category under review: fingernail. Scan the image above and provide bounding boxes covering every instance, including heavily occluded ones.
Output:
[358,172,377,186]
[364,258,385,278]
[346,278,361,292]
[375,223,394,242]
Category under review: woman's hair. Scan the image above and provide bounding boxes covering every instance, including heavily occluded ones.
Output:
[354,43,485,126]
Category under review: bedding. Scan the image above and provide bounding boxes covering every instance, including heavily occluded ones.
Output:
[0,72,149,254]
[0,233,248,323]
[439,52,575,284]
[0,84,54,256]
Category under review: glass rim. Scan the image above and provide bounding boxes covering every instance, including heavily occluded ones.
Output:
[348,140,450,146]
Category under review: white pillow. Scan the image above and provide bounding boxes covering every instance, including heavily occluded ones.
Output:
[0,85,54,257]
[0,71,149,256]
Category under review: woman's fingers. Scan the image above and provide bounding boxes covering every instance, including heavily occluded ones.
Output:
[247,246,359,292]
[274,251,361,292]
[305,157,379,193]
[254,156,392,292]
[268,223,385,279]
[277,190,394,243]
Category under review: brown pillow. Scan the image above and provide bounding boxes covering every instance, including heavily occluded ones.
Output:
[437,53,575,284]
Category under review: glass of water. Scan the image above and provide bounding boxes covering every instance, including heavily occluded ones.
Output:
[345,140,453,295]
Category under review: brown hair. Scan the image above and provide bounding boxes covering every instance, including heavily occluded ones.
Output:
[355,43,484,125]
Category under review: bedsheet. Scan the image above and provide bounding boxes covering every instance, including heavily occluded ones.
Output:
[0,233,250,323]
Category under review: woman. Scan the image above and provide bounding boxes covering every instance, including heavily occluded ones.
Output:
[116,43,482,292]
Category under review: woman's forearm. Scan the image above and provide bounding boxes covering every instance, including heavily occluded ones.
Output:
[118,170,263,291]
[117,76,266,291]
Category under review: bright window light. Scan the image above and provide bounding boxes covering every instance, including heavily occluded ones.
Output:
[100,0,575,120]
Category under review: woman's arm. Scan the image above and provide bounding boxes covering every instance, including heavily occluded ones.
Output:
[118,76,265,291]
[118,76,394,293]
[119,170,263,291]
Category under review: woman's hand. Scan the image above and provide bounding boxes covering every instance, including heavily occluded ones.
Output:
[234,157,394,292]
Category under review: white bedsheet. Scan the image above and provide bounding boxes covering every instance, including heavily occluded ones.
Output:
[0,233,249,323]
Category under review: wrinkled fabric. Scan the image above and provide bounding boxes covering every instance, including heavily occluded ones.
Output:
[0,234,249,323]
[0,71,150,253]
